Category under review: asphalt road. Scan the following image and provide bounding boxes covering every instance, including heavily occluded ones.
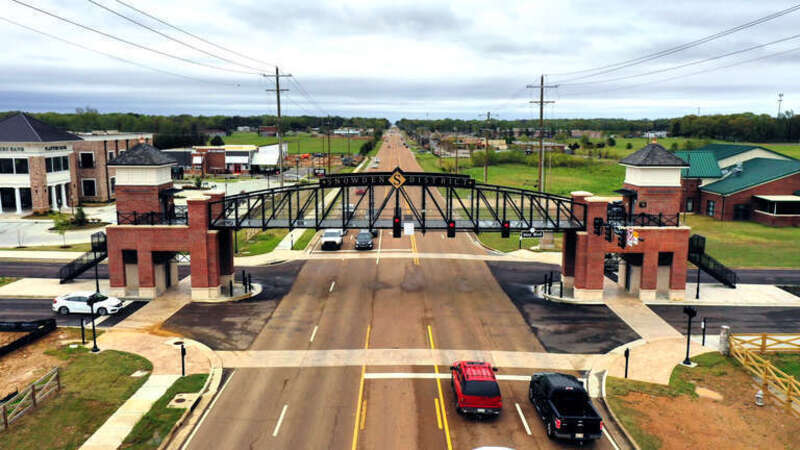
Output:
[0,298,146,328]
[0,261,190,280]
[487,261,641,353]
[687,268,800,285]
[184,132,615,450]
[651,305,800,335]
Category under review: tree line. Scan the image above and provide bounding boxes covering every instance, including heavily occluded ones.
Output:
[0,110,390,148]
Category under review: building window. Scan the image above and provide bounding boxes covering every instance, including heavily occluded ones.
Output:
[686,198,694,212]
[0,158,13,174]
[52,156,62,172]
[108,151,115,161]
[80,152,95,169]
[61,155,69,171]
[82,179,96,197]
[110,176,116,194]
[706,200,716,217]
[14,158,28,174]
[45,157,53,173]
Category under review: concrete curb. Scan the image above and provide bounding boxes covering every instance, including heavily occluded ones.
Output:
[163,339,223,450]
[191,283,263,304]
[537,284,605,305]
[601,372,642,450]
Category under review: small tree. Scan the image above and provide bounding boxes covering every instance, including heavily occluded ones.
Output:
[210,135,225,146]
[606,137,616,147]
[625,142,633,150]
[74,207,87,226]
[194,177,204,188]
[53,214,71,247]
[670,142,679,151]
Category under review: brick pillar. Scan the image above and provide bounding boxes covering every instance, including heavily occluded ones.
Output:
[561,230,577,289]
[572,193,606,301]
[107,234,127,298]
[187,197,222,300]
[669,230,689,300]
[137,250,156,298]
[639,251,659,301]
[28,156,49,214]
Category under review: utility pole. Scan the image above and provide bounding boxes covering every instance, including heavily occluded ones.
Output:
[264,67,292,187]
[778,93,784,118]
[527,75,556,192]
[326,116,331,174]
[483,112,491,183]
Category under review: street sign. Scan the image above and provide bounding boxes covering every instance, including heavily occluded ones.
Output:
[313,168,326,177]
[403,222,414,236]
[521,228,543,238]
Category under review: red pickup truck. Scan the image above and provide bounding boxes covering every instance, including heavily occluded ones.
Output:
[449,361,502,416]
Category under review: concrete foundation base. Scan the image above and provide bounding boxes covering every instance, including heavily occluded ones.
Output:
[109,287,126,298]
[638,289,656,301]
[562,276,574,290]
[540,231,555,249]
[669,289,686,301]
[138,286,157,298]
[574,288,603,301]
[192,285,222,301]
[220,274,233,287]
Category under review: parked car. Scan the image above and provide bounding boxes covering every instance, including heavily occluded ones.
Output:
[355,230,374,250]
[320,229,345,250]
[449,361,502,417]
[529,372,603,443]
[53,292,123,315]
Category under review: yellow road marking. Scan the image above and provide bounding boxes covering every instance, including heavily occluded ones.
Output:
[360,400,367,430]
[351,325,371,450]
[427,325,453,450]
[434,398,443,429]
[410,234,420,265]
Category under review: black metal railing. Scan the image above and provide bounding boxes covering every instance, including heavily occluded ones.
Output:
[58,231,107,284]
[624,212,680,227]
[688,234,737,288]
[117,205,188,226]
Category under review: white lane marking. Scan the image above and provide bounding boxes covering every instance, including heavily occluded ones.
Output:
[515,402,532,436]
[603,426,621,450]
[272,404,288,437]
[309,326,318,343]
[329,281,335,293]
[376,230,383,265]
[181,370,236,450]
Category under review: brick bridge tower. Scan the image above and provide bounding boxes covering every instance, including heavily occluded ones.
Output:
[106,141,234,300]
[562,142,691,301]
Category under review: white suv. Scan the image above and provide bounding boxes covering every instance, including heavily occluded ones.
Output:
[53,292,123,315]
[320,229,345,250]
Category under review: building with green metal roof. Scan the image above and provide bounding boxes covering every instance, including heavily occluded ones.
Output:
[673,151,722,179]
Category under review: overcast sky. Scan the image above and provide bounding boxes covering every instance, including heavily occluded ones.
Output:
[1,0,799,121]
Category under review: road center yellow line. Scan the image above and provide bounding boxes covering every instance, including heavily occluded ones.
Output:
[351,325,371,450]
[434,398,443,430]
[427,325,453,450]
[360,400,367,430]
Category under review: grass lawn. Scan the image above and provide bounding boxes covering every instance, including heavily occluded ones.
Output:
[235,229,289,256]
[682,214,800,268]
[0,243,92,252]
[3,345,152,449]
[367,139,383,157]
[292,229,317,250]
[221,132,367,155]
[23,211,73,220]
[476,232,562,253]
[121,374,208,449]
[0,276,18,287]
[764,353,800,378]
[607,352,800,450]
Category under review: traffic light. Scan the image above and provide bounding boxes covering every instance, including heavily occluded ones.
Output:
[393,216,401,238]
[604,225,612,242]
[501,220,510,238]
[617,228,626,249]
[447,220,456,238]
[593,217,603,235]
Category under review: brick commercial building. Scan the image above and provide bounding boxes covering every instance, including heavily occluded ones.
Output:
[72,132,153,203]
[0,113,81,214]
[106,142,234,299]
[563,143,690,301]
[675,144,800,226]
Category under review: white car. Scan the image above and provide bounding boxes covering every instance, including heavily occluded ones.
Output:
[320,229,345,250]
[52,291,123,315]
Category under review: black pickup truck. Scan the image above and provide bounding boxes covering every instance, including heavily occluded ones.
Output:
[529,372,603,443]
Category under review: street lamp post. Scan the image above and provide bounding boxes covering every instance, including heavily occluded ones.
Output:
[88,293,100,353]
[682,306,697,365]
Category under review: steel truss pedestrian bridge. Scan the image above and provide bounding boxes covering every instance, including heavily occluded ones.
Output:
[208,168,587,233]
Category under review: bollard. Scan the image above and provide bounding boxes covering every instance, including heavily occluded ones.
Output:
[702,318,707,346]
[248,274,253,292]
[559,281,563,297]
[719,325,731,356]
[624,348,630,379]
[241,269,246,287]
[755,389,764,406]
[229,280,234,297]
[80,317,86,345]
[180,343,186,377]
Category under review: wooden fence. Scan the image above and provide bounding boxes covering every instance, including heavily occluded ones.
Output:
[730,333,800,353]
[1,367,61,431]
[729,334,800,415]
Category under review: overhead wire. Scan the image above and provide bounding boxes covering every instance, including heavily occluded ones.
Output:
[0,15,243,87]
[9,0,259,75]
[549,3,800,81]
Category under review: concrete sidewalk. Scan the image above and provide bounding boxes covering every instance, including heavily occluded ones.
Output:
[0,250,85,262]
[0,277,112,299]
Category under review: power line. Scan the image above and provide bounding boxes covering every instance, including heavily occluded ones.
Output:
[88,0,267,73]
[115,0,276,69]
[550,3,800,81]
[9,0,258,75]
[0,15,242,87]
[558,42,800,98]
[559,31,800,88]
